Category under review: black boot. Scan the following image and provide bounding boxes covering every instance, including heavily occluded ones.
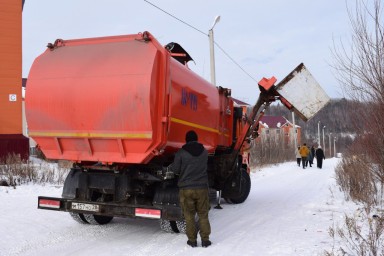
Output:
[187,240,197,248]
[202,240,212,248]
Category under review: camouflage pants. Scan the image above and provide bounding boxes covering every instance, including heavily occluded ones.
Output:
[179,188,211,242]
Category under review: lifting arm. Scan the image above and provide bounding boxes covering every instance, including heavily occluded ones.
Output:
[233,76,279,152]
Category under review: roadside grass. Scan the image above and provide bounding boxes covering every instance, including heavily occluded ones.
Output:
[0,153,70,187]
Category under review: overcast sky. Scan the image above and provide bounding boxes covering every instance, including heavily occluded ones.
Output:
[22,1,353,103]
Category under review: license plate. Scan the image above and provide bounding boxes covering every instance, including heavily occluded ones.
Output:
[135,208,161,219]
[71,202,99,212]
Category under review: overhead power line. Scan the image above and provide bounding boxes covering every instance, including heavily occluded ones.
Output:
[144,0,207,36]
[214,42,259,83]
[144,0,259,84]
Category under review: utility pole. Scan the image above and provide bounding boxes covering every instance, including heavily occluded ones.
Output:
[292,112,297,149]
[329,133,332,158]
[322,126,326,154]
[317,121,320,147]
[209,15,223,210]
[208,16,220,85]
[334,137,336,157]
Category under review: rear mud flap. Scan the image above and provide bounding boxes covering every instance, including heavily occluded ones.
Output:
[153,185,183,221]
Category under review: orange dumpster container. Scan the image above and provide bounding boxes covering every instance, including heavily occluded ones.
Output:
[26,32,232,164]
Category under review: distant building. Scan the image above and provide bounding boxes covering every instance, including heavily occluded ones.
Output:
[231,99,301,148]
[257,116,301,147]
[232,98,250,107]
[0,2,29,160]
[232,98,250,114]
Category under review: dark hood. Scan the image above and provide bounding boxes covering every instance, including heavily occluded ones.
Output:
[182,142,205,157]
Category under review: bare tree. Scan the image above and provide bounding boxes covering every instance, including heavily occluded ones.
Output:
[332,0,384,193]
[332,0,384,139]
[328,2,384,254]
[333,0,384,102]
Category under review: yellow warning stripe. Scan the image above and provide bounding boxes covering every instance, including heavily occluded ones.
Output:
[29,118,228,138]
[28,131,152,139]
[170,117,220,134]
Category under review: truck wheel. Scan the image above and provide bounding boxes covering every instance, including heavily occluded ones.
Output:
[83,214,114,225]
[176,220,187,233]
[69,212,89,224]
[228,168,251,204]
[160,218,198,234]
[160,219,179,233]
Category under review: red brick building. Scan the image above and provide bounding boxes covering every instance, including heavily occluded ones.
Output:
[258,116,301,147]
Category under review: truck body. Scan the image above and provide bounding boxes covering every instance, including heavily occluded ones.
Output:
[26,31,329,231]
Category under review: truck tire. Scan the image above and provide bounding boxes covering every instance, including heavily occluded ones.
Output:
[160,219,179,233]
[69,212,89,224]
[83,214,114,225]
[228,168,251,204]
[176,220,187,233]
[159,219,189,233]
[177,218,201,234]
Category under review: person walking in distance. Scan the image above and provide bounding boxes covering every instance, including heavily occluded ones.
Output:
[295,146,302,167]
[315,145,325,169]
[306,146,313,167]
[299,143,310,169]
[309,145,316,167]
[170,130,212,248]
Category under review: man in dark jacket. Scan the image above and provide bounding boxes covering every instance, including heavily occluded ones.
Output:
[170,130,211,248]
[315,146,325,169]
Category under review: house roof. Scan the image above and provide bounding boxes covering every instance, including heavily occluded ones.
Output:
[232,98,250,106]
[259,116,292,128]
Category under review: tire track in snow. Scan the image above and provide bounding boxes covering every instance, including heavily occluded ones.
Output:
[6,222,117,255]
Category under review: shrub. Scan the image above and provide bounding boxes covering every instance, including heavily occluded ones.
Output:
[325,210,384,256]
[0,153,70,186]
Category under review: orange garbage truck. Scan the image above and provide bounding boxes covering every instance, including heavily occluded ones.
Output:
[26,31,329,231]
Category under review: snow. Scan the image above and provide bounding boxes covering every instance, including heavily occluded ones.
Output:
[259,121,269,128]
[0,158,357,256]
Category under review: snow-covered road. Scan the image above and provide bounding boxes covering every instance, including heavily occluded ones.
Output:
[0,158,354,256]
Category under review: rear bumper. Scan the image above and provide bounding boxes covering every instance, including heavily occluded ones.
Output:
[37,196,183,220]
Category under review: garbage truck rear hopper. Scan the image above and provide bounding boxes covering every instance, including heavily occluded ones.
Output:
[26,31,330,231]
